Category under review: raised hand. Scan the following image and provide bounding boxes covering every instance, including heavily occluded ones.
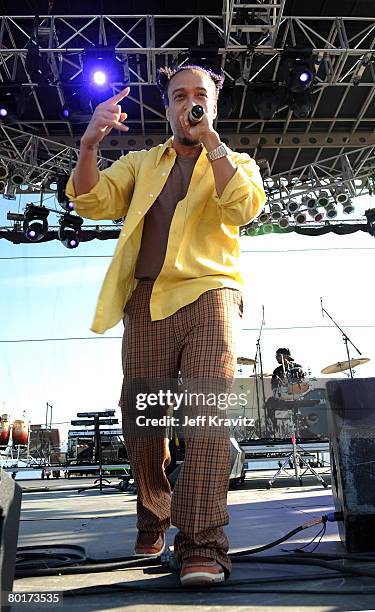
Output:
[81,87,130,147]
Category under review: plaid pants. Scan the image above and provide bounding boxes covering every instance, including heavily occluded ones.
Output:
[120,280,243,576]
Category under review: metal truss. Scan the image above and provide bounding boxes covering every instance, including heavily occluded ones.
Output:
[0,125,375,200]
[0,9,374,212]
[0,125,111,192]
[0,13,374,110]
[263,144,375,206]
[0,218,370,246]
[222,0,287,49]
[51,130,375,152]
[0,126,373,202]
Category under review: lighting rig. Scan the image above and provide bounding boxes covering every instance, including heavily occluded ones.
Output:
[250,46,317,120]
[8,202,84,249]
[243,178,363,237]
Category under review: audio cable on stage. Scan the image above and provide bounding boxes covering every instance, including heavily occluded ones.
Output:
[13,512,375,596]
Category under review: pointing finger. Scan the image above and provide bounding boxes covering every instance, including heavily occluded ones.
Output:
[109,87,130,104]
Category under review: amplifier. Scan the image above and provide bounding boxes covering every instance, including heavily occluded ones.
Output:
[326,378,375,552]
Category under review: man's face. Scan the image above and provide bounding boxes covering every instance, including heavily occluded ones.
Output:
[165,68,217,146]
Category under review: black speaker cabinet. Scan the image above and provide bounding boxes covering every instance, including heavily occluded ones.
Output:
[0,468,22,610]
[326,378,375,552]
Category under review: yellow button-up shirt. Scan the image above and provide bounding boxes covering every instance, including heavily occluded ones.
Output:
[66,137,266,334]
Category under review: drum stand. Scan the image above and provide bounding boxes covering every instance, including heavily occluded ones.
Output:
[266,404,328,489]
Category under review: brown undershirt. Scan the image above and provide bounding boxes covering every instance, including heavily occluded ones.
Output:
[134,153,198,280]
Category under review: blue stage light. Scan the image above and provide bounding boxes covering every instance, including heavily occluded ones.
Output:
[23,205,49,242]
[61,106,70,119]
[58,213,83,249]
[82,47,123,88]
[299,71,311,83]
[0,107,8,117]
[93,70,107,86]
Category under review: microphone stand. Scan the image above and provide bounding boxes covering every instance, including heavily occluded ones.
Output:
[253,306,266,436]
[320,297,361,379]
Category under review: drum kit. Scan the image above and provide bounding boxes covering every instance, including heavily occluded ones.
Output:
[236,300,372,488]
[236,354,371,441]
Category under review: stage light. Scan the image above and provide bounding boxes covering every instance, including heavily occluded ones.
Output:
[283,47,316,93]
[308,208,325,222]
[0,162,8,179]
[93,70,107,86]
[302,196,317,210]
[44,175,58,192]
[60,105,70,119]
[289,91,314,118]
[58,213,83,249]
[11,170,26,186]
[287,200,299,214]
[59,88,92,122]
[23,204,49,242]
[262,222,274,234]
[333,185,349,204]
[317,191,330,207]
[343,199,355,214]
[82,47,123,89]
[253,84,279,120]
[246,222,259,236]
[0,180,5,193]
[0,82,26,122]
[365,208,375,237]
[289,64,314,91]
[258,210,270,224]
[326,203,337,218]
[278,216,290,228]
[270,203,282,220]
[57,173,74,211]
[257,158,271,179]
[294,211,306,225]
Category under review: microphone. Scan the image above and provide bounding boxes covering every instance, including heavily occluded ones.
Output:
[188,105,204,124]
[320,297,324,318]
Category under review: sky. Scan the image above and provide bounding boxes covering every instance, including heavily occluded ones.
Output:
[1,190,375,446]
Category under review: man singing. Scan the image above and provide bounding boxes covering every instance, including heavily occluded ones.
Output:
[66,64,265,585]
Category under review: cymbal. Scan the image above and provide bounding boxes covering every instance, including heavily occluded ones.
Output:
[237,357,256,366]
[321,358,370,375]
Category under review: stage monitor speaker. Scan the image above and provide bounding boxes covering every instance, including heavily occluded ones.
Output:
[326,377,375,552]
[0,468,22,611]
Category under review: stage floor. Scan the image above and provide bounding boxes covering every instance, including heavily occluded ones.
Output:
[12,470,375,612]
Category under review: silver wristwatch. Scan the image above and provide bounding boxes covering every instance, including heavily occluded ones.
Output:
[206,142,229,162]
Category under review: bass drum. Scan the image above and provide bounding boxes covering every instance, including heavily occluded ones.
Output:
[298,388,329,440]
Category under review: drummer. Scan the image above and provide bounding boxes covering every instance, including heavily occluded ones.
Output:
[271,347,304,393]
